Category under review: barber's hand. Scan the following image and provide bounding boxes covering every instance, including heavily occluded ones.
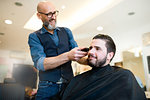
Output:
[68,47,87,61]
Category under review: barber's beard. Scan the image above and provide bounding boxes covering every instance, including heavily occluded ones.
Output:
[88,55,107,68]
[43,20,57,30]
[47,23,57,30]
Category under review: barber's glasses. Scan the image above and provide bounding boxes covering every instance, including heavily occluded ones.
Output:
[39,10,59,18]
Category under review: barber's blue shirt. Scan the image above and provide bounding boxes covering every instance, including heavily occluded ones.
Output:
[28,27,78,71]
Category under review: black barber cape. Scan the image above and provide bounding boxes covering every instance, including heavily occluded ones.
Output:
[61,64,146,100]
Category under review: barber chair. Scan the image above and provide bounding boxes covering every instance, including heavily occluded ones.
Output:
[0,78,25,100]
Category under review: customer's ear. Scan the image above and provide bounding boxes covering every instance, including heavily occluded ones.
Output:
[107,52,114,60]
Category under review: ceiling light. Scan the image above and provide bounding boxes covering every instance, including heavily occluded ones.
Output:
[4,19,12,24]
[24,13,42,30]
[61,5,66,9]
[97,26,103,31]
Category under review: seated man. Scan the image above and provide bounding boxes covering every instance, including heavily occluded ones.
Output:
[61,34,146,100]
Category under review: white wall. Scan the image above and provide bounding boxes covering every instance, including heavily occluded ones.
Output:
[112,23,150,63]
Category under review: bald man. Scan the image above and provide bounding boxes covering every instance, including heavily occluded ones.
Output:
[28,1,87,99]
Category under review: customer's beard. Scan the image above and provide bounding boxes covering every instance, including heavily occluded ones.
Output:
[43,21,57,30]
[88,57,107,68]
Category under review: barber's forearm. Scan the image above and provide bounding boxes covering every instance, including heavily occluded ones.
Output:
[43,52,70,71]
[43,47,87,70]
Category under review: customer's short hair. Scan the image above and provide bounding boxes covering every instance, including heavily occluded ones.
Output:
[93,34,116,61]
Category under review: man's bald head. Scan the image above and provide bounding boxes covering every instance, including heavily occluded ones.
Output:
[37,1,56,13]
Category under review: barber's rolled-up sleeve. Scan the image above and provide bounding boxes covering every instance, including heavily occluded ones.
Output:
[28,33,45,71]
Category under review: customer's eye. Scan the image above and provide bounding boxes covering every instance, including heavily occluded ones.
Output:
[96,47,100,50]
